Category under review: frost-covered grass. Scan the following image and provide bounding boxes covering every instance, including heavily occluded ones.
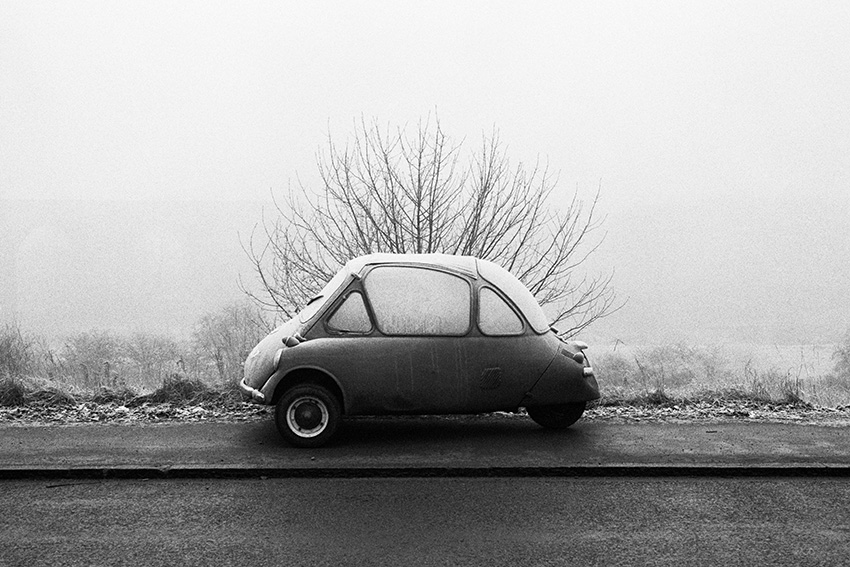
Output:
[590,342,850,408]
[0,373,247,409]
[0,303,269,408]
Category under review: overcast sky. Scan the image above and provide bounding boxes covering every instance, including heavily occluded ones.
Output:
[2,1,849,345]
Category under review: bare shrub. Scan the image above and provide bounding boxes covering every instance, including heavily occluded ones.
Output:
[0,376,27,407]
[27,385,76,407]
[814,372,850,394]
[90,386,138,405]
[192,301,270,386]
[124,332,182,390]
[831,328,850,379]
[780,374,807,406]
[742,361,808,405]
[57,330,185,392]
[0,322,38,378]
[592,351,637,389]
[742,360,774,402]
[245,116,617,337]
[61,330,127,389]
[636,389,674,407]
[143,375,210,404]
[622,344,731,395]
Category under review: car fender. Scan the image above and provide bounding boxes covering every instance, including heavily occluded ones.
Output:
[519,347,600,407]
[260,364,348,413]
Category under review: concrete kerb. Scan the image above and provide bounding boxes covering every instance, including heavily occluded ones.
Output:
[3,464,850,480]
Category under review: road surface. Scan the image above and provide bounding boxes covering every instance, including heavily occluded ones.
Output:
[2,476,849,566]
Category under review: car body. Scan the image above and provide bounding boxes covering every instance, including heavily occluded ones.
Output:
[240,253,599,447]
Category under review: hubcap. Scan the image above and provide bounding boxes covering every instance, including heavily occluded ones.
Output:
[286,396,328,438]
[295,402,321,429]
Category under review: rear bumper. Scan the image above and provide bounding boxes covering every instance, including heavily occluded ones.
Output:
[519,352,600,407]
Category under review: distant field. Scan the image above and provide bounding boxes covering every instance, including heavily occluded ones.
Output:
[589,342,848,407]
[592,342,836,378]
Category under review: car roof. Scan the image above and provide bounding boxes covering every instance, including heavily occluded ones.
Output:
[337,253,551,334]
[343,253,479,278]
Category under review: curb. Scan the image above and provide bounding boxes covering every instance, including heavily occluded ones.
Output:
[3,464,850,480]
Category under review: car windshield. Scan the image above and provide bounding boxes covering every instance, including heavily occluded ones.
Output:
[297,268,351,323]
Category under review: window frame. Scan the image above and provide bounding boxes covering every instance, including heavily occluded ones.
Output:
[476,259,551,334]
[324,289,374,335]
[476,285,526,337]
[362,265,474,337]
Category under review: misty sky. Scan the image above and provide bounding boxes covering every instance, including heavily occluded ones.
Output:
[2,1,849,345]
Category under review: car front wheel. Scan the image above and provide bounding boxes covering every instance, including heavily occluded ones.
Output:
[527,401,587,429]
[275,384,341,448]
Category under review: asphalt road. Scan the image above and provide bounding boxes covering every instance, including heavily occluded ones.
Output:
[2,476,849,567]
[3,417,850,475]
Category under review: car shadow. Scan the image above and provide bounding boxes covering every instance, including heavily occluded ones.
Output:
[329,414,593,450]
[238,414,601,467]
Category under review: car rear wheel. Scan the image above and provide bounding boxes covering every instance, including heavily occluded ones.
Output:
[275,384,341,448]
[527,401,587,429]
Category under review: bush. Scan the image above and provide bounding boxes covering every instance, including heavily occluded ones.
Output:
[0,322,38,378]
[91,386,138,405]
[123,332,182,389]
[192,301,270,386]
[0,376,27,407]
[27,385,76,407]
[832,328,850,379]
[592,352,636,389]
[144,375,211,404]
[594,344,731,394]
[61,330,127,388]
[59,330,186,392]
[741,360,778,403]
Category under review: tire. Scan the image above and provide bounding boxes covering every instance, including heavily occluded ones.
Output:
[275,384,341,448]
[527,401,587,429]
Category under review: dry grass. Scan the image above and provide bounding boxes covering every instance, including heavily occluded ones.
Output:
[591,342,849,408]
[0,301,268,402]
[2,317,850,410]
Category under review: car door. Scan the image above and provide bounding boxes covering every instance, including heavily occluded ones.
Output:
[459,285,557,412]
[348,264,475,414]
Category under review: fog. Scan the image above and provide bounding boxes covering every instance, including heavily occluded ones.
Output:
[2,1,848,346]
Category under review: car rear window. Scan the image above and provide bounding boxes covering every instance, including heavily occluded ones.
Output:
[364,266,471,336]
[476,259,550,333]
[478,287,524,336]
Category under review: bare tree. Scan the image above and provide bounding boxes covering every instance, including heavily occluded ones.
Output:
[244,116,617,337]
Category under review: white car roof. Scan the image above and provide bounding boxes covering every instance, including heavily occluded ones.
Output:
[340,253,550,333]
[344,253,479,278]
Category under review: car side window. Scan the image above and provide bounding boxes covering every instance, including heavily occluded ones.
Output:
[478,287,524,336]
[327,291,372,333]
[364,266,471,336]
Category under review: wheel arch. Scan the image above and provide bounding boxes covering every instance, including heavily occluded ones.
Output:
[271,367,347,414]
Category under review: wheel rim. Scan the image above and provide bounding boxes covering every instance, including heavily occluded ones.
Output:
[286,396,329,438]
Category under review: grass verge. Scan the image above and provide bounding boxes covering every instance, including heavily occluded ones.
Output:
[3,374,849,426]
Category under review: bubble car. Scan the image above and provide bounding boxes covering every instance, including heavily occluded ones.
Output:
[240,254,599,447]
